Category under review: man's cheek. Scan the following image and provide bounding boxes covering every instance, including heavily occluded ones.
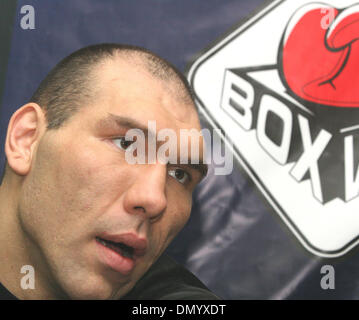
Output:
[72,167,131,216]
[170,194,191,230]
[57,150,123,204]
[174,194,192,227]
[164,207,191,247]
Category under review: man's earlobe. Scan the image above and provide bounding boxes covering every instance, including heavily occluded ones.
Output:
[5,103,46,176]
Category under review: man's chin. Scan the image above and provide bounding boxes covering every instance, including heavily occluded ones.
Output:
[53,250,153,299]
[54,270,134,300]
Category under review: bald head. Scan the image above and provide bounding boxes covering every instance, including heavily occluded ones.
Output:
[30,43,195,130]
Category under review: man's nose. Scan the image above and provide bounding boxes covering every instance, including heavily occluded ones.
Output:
[123,164,167,221]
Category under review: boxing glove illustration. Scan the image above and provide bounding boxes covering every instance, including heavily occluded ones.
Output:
[280,3,359,107]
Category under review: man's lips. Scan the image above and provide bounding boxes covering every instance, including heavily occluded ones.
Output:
[97,232,148,258]
[95,232,148,275]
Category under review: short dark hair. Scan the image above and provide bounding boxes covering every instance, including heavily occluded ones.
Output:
[31,43,195,129]
[0,43,196,185]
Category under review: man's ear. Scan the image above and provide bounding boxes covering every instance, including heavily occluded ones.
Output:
[5,103,46,176]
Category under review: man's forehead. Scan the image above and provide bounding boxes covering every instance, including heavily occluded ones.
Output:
[95,57,199,126]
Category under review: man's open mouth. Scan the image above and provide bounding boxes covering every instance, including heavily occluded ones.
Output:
[96,237,134,259]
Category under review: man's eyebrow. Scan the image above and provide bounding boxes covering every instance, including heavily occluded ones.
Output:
[97,113,152,136]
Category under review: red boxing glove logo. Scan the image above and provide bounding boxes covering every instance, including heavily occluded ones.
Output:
[280,3,359,108]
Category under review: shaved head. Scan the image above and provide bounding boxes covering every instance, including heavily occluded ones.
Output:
[30,43,195,130]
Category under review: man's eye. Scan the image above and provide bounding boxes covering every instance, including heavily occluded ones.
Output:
[112,137,133,151]
[168,168,191,185]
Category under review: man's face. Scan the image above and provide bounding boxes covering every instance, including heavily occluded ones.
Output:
[18,60,205,299]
